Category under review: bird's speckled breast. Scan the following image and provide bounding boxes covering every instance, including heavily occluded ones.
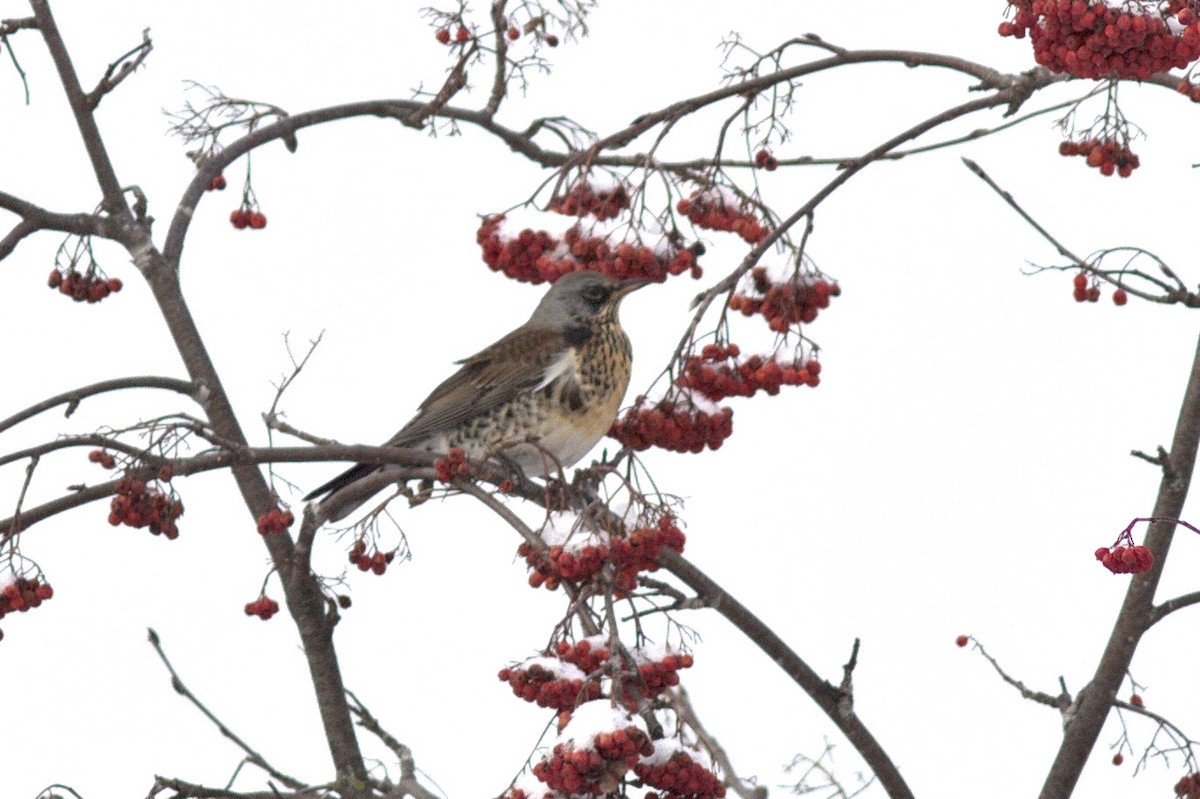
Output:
[540,323,632,467]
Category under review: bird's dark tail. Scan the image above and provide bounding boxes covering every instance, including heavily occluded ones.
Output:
[303,463,377,502]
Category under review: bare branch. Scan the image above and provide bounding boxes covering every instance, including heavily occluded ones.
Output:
[968,639,1068,711]
[146,628,306,789]
[346,690,441,799]
[84,27,152,110]
[1149,590,1200,625]
[660,551,914,799]
[0,376,196,435]
[29,2,128,214]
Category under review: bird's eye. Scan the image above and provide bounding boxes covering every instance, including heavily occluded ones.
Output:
[582,285,609,304]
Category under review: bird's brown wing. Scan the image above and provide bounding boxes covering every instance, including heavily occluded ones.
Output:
[385,325,573,447]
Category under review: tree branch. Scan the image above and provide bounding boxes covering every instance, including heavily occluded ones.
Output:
[1039,330,1200,798]
[0,376,196,434]
[146,628,306,790]
[659,551,913,799]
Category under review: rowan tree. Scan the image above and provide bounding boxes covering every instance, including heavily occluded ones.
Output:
[2,3,1200,799]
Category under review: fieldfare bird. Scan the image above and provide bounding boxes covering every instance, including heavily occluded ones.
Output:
[305,270,649,520]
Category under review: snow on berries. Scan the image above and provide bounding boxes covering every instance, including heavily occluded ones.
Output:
[47,268,122,303]
[676,186,768,245]
[998,0,1200,80]
[497,656,602,710]
[477,210,699,285]
[348,537,396,575]
[609,398,734,454]
[244,595,280,620]
[256,507,295,535]
[730,266,839,333]
[635,739,727,799]
[518,512,686,592]
[109,477,184,539]
[531,703,654,795]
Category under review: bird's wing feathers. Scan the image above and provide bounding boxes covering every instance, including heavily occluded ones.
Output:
[385,325,572,447]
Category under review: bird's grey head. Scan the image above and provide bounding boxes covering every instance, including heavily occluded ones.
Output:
[527,270,649,331]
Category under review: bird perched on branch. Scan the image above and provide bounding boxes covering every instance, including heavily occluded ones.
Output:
[305,270,649,520]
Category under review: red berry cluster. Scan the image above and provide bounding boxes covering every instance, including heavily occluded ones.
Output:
[754,149,779,171]
[623,649,694,698]
[1071,271,1127,304]
[1175,771,1200,799]
[676,191,767,245]
[609,400,733,454]
[0,576,54,620]
[730,267,839,333]
[244,595,280,620]
[476,215,699,285]
[548,182,630,221]
[1058,138,1140,177]
[497,659,602,710]
[88,449,117,469]
[521,540,609,590]
[677,343,822,401]
[555,638,611,673]
[477,215,558,283]
[206,173,227,191]
[610,516,687,593]
[520,516,686,592]
[998,0,1200,80]
[533,724,653,795]
[109,478,183,539]
[435,446,470,483]
[435,26,472,44]
[47,269,123,303]
[1095,543,1153,574]
[256,507,295,535]
[229,207,267,230]
[635,746,725,799]
[348,538,396,575]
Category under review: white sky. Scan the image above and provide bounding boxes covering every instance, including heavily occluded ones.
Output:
[2,3,1199,799]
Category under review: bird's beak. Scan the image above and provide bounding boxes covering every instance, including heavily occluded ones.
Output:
[614,278,653,298]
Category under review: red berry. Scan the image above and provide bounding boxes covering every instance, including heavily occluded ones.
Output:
[955,635,969,648]
[435,28,451,44]
[1130,693,1144,708]
[230,209,249,229]
[1112,753,1124,766]
[1073,273,1088,290]
[507,26,520,40]
[455,26,470,43]
[1112,288,1128,306]
[544,33,559,46]
[208,174,227,191]
[248,212,267,229]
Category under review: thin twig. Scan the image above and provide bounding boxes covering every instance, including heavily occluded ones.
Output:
[145,628,306,790]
